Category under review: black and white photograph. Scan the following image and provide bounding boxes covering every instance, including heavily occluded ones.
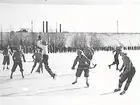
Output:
[0,0,140,105]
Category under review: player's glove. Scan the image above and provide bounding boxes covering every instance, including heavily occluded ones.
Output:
[71,67,75,70]
[118,69,121,72]
[119,68,123,72]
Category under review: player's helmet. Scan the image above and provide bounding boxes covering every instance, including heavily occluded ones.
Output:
[120,51,127,56]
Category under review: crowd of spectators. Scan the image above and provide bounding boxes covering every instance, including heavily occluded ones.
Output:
[1,45,140,54]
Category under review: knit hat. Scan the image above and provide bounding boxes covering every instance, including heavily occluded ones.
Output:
[120,51,127,56]
[77,49,82,55]
[42,40,47,45]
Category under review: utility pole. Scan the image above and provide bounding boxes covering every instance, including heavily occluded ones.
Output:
[31,20,33,50]
[10,24,12,32]
[55,22,58,53]
[46,21,48,33]
[117,20,118,34]
[46,21,49,53]
[1,25,2,49]
[43,21,45,33]
[60,24,61,33]
[31,20,33,32]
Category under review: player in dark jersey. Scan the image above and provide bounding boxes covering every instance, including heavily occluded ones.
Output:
[31,48,43,73]
[108,46,122,70]
[114,52,136,95]
[10,47,24,79]
[71,50,91,87]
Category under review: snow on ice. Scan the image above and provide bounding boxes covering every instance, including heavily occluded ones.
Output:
[0,51,140,105]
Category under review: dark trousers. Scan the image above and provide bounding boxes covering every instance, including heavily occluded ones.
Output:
[11,62,24,72]
[31,60,43,73]
[112,58,119,65]
[119,66,136,91]
[37,54,54,77]
[109,55,119,70]
[3,56,10,65]
[10,61,24,78]
[76,65,89,77]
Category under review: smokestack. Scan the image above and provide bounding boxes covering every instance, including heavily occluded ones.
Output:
[31,20,33,32]
[117,20,118,34]
[60,24,61,33]
[43,21,44,33]
[46,21,48,33]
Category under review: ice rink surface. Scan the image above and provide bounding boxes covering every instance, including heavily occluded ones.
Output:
[0,51,140,105]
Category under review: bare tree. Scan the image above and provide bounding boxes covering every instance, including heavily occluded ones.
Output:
[90,34,102,48]
[48,33,66,52]
[71,33,87,49]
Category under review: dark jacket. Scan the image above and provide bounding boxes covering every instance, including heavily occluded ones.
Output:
[72,55,90,68]
[3,48,12,56]
[32,52,42,61]
[12,51,23,62]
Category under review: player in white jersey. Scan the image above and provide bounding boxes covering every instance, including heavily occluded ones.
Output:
[36,35,56,79]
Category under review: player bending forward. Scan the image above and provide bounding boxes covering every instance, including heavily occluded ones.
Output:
[71,50,91,87]
[36,35,56,79]
[114,52,136,95]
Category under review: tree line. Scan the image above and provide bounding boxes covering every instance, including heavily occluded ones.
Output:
[0,32,140,53]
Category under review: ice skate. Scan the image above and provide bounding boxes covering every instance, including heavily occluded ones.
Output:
[86,82,89,87]
[108,65,111,69]
[52,74,56,79]
[72,81,77,85]
[36,70,40,73]
[7,67,9,70]
[114,88,121,92]
[22,75,24,78]
[120,90,126,95]
[116,68,119,71]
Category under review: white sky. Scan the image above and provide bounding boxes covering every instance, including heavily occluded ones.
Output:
[0,2,140,32]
